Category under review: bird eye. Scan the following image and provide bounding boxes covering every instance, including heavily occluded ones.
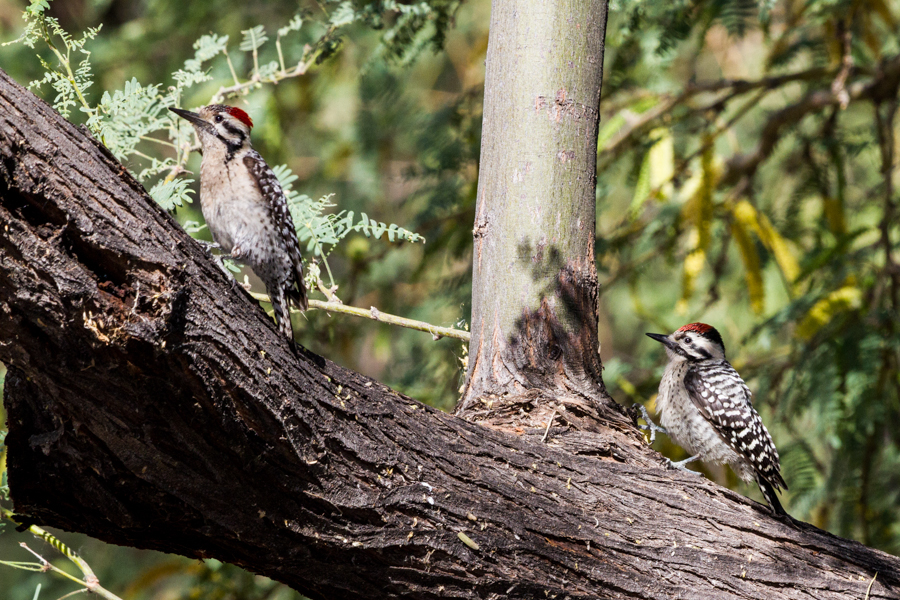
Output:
[684,337,693,345]
[214,114,223,123]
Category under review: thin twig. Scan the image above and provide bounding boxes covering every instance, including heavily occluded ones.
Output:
[541,406,558,443]
[225,52,240,89]
[0,507,123,600]
[18,543,86,585]
[249,294,470,341]
[40,22,94,118]
[130,149,156,162]
[864,572,878,600]
[830,17,855,110]
[599,66,830,159]
[211,44,318,104]
[276,37,287,75]
[138,135,177,149]
[251,31,261,80]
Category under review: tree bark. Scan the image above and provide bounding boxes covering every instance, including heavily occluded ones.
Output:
[1,70,899,600]
[460,0,611,418]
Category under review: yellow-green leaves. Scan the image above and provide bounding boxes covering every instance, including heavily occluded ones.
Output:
[679,230,707,315]
[822,196,846,236]
[677,145,717,314]
[597,112,628,152]
[732,200,801,302]
[731,211,765,314]
[677,160,800,316]
[631,127,674,217]
[796,279,863,340]
[757,213,800,291]
[597,95,660,153]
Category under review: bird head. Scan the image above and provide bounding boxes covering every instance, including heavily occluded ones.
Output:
[169,104,253,153]
[646,323,726,362]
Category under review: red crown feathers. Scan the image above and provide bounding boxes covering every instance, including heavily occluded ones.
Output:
[227,106,253,129]
[677,323,714,334]
[677,322,725,350]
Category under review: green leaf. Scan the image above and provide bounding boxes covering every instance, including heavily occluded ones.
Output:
[629,127,673,217]
[185,34,229,72]
[26,0,50,16]
[734,200,801,295]
[731,216,765,315]
[278,16,303,38]
[796,280,863,340]
[149,177,195,210]
[330,2,358,27]
[240,25,268,52]
[597,112,627,151]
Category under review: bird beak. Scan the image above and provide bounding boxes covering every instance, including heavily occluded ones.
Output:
[169,107,207,128]
[646,332,677,350]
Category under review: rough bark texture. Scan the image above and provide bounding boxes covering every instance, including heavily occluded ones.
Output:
[460,0,611,417]
[1,67,900,600]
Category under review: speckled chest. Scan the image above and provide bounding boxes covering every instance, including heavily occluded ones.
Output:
[657,360,749,477]
[199,154,280,269]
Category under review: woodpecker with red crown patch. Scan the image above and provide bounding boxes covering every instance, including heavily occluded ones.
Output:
[170,104,307,342]
[640,323,789,516]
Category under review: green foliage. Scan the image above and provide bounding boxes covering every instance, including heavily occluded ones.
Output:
[148,177,196,212]
[240,25,269,53]
[176,560,302,600]
[715,0,761,37]
[3,0,100,119]
[6,0,432,304]
[271,164,423,291]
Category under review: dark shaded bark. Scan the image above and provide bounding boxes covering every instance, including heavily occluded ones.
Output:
[1,63,900,600]
[459,0,612,417]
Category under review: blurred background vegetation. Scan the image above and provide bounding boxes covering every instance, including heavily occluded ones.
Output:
[1,0,898,597]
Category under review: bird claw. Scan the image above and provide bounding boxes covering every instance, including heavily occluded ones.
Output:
[664,455,703,475]
[632,404,703,475]
[213,255,236,280]
[230,244,246,261]
[196,240,240,284]
[632,403,667,444]
[196,240,221,253]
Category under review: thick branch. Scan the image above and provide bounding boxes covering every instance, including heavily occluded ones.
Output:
[1,71,899,600]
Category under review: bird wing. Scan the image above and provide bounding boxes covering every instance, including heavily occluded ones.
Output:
[684,361,787,491]
[243,151,308,310]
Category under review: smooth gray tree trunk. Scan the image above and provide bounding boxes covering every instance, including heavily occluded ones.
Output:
[460,0,611,418]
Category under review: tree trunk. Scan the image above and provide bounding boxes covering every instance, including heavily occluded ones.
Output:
[2,69,900,600]
[460,0,612,420]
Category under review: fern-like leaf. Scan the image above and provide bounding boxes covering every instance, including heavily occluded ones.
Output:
[239,25,268,52]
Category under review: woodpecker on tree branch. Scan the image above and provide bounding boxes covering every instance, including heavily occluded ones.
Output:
[170,104,308,341]
[641,323,789,516]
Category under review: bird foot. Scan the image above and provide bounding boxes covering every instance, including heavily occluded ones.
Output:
[664,455,703,475]
[196,240,242,286]
[230,243,247,261]
[632,403,668,444]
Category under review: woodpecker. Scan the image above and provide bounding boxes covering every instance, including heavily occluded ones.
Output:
[169,104,308,341]
[643,323,788,516]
